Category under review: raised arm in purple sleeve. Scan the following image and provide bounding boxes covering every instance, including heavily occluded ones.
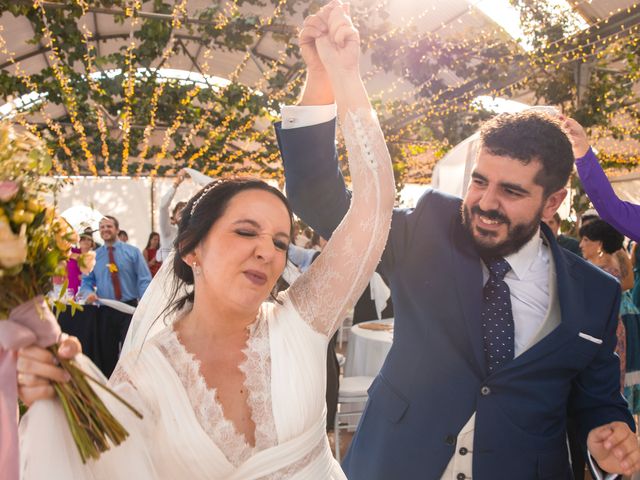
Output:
[576,147,640,241]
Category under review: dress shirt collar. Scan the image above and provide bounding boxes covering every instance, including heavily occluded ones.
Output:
[503,227,543,280]
[105,240,122,250]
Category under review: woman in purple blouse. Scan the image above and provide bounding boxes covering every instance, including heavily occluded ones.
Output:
[563,117,640,242]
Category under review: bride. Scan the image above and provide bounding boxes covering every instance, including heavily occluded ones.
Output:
[16,2,395,479]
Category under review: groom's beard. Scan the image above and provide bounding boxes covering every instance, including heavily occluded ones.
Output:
[461,204,542,258]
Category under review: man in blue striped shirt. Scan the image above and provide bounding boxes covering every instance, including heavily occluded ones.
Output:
[79,216,151,303]
[79,215,151,376]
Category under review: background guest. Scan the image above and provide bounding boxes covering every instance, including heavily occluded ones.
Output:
[632,242,640,310]
[157,169,187,262]
[580,219,640,413]
[83,226,100,250]
[580,211,633,291]
[143,231,161,277]
[78,215,152,376]
[563,117,640,242]
[65,232,97,296]
[156,168,212,262]
[117,230,129,243]
[543,212,581,256]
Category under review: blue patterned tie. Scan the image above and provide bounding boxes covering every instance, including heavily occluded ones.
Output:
[482,257,514,372]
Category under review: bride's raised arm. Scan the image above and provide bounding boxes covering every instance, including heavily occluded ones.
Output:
[285,2,395,337]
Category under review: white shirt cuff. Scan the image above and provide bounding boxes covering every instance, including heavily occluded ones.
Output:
[587,451,619,480]
[280,104,337,130]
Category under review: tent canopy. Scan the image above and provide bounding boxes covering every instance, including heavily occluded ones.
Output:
[1,0,639,180]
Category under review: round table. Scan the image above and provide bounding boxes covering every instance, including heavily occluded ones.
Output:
[344,319,393,377]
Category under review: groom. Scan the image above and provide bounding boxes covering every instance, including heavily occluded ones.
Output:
[275,3,640,478]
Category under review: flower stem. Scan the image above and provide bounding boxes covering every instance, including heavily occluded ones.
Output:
[47,345,143,463]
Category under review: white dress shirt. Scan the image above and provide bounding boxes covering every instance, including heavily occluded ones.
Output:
[485,229,549,358]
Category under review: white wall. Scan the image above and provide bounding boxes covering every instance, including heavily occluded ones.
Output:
[51,177,202,249]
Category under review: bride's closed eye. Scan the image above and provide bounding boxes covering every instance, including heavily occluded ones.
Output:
[235,229,289,252]
[273,239,289,251]
[235,229,258,238]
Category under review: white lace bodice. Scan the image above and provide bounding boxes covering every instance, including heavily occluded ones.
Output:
[146,311,325,479]
[152,316,275,466]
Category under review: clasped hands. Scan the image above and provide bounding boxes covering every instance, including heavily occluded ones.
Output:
[299,0,360,79]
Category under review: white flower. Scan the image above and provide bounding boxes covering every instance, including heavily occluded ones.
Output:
[0,220,27,268]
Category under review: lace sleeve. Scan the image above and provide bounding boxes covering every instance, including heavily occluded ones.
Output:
[285,108,395,337]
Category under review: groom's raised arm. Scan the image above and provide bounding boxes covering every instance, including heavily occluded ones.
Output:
[275,6,353,240]
[276,5,418,276]
[275,109,350,240]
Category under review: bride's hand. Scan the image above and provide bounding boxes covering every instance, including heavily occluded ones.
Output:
[17,336,81,406]
[299,4,331,75]
[315,1,360,79]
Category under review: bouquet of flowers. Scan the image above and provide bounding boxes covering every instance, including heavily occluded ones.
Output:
[0,122,141,476]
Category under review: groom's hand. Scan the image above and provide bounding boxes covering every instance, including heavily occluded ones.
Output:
[298,2,335,105]
[587,421,640,476]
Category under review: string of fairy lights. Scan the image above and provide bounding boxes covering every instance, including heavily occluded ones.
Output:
[132,0,193,175]
[381,13,640,143]
[0,28,76,174]
[204,47,292,170]
[180,0,290,175]
[76,0,113,175]
[2,0,639,180]
[363,0,639,104]
[33,0,99,176]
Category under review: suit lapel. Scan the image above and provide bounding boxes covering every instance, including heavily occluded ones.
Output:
[451,216,487,377]
[500,224,584,373]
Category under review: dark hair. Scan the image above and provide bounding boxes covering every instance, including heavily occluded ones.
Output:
[479,111,574,195]
[172,201,187,220]
[579,219,624,254]
[102,215,119,230]
[167,178,294,314]
[145,231,160,250]
[310,231,321,248]
[580,213,600,226]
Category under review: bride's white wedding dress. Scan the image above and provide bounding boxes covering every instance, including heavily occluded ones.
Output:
[18,108,394,479]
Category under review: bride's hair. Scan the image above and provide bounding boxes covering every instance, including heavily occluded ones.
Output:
[164,178,294,316]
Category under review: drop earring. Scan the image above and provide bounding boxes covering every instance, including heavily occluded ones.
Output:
[192,261,201,276]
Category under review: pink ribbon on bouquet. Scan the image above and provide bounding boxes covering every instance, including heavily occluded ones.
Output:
[0,296,60,480]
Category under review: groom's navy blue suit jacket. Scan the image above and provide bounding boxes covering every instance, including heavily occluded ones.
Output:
[276,118,634,479]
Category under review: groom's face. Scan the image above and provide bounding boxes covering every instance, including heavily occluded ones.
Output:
[461,148,547,258]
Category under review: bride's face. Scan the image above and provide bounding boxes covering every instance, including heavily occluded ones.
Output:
[191,189,291,312]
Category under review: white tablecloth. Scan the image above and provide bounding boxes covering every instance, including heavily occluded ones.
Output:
[344,319,393,377]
